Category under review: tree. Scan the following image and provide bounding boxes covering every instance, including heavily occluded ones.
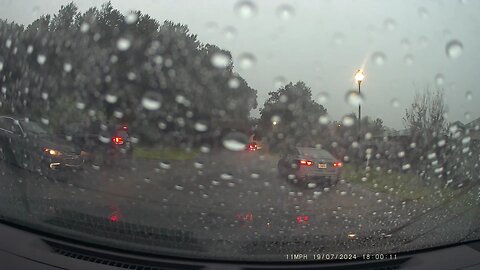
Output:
[259,81,328,151]
[404,88,447,144]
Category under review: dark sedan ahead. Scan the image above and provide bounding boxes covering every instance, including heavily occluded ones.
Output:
[0,116,84,178]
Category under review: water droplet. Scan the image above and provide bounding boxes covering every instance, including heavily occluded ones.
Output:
[319,115,329,125]
[345,90,364,106]
[271,115,281,124]
[222,131,249,151]
[37,54,46,65]
[391,98,400,108]
[276,4,294,20]
[194,162,204,169]
[365,132,372,140]
[117,38,131,51]
[418,7,429,19]
[211,52,230,68]
[41,92,48,100]
[404,54,414,65]
[174,185,184,191]
[340,191,347,196]
[466,91,473,100]
[160,162,171,169]
[250,173,260,179]
[402,164,411,170]
[307,183,317,189]
[200,146,210,153]
[383,18,396,31]
[317,92,329,104]
[397,151,405,158]
[465,112,471,120]
[220,173,234,180]
[76,102,85,110]
[194,122,208,132]
[435,73,445,86]
[342,116,355,127]
[144,178,152,184]
[279,94,288,103]
[80,22,90,32]
[125,12,138,24]
[446,40,463,59]
[401,38,411,50]
[63,63,72,72]
[332,32,345,45]
[462,136,471,144]
[238,53,256,70]
[113,110,123,118]
[371,52,387,66]
[0,62,3,72]
[234,0,257,18]
[223,26,237,39]
[105,94,118,104]
[98,134,110,143]
[228,77,240,88]
[141,92,162,110]
[274,76,287,89]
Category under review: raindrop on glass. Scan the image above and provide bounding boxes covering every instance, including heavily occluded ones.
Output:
[345,90,364,106]
[105,94,118,104]
[223,26,237,39]
[194,122,208,132]
[63,63,72,72]
[317,92,329,104]
[238,53,256,70]
[141,92,162,110]
[117,38,131,51]
[319,115,329,125]
[391,98,400,108]
[435,73,445,86]
[404,54,414,65]
[332,32,345,45]
[446,40,463,59]
[228,77,240,89]
[234,0,257,18]
[37,54,46,65]
[80,22,90,32]
[211,52,230,68]
[222,131,249,151]
[383,18,396,31]
[276,4,294,20]
[465,91,472,100]
[371,52,387,66]
[125,12,138,24]
[342,116,355,127]
[418,7,429,19]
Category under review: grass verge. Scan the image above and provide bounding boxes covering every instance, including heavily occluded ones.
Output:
[343,165,462,205]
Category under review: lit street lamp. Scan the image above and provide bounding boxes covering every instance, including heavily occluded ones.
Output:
[354,69,365,130]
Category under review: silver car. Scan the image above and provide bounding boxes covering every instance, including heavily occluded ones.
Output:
[277,147,343,186]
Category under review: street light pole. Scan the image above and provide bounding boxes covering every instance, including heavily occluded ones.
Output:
[358,80,361,130]
[354,69,365,132]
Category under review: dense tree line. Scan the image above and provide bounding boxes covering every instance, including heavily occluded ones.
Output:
[0,2,257,146]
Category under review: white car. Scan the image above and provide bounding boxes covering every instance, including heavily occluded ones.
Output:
[277,147,343,186]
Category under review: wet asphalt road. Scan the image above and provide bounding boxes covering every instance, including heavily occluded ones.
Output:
[0,149,479,258]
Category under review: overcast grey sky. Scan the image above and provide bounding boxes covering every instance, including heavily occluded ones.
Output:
[1,0,479,129]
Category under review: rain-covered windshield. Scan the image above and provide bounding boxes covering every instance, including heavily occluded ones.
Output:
[0,0,479,262]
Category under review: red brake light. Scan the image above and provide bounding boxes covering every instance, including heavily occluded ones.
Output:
[333,162,343,168]
[112,136,124,145]
[299,160,313,166]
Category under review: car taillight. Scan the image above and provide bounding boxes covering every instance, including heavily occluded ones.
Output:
[299,160,313,166]
[112,136,124,145]
[248,143,257,151]
[333,162,343,168]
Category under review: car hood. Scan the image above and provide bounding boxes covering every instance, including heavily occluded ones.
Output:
[33,135,80,154]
